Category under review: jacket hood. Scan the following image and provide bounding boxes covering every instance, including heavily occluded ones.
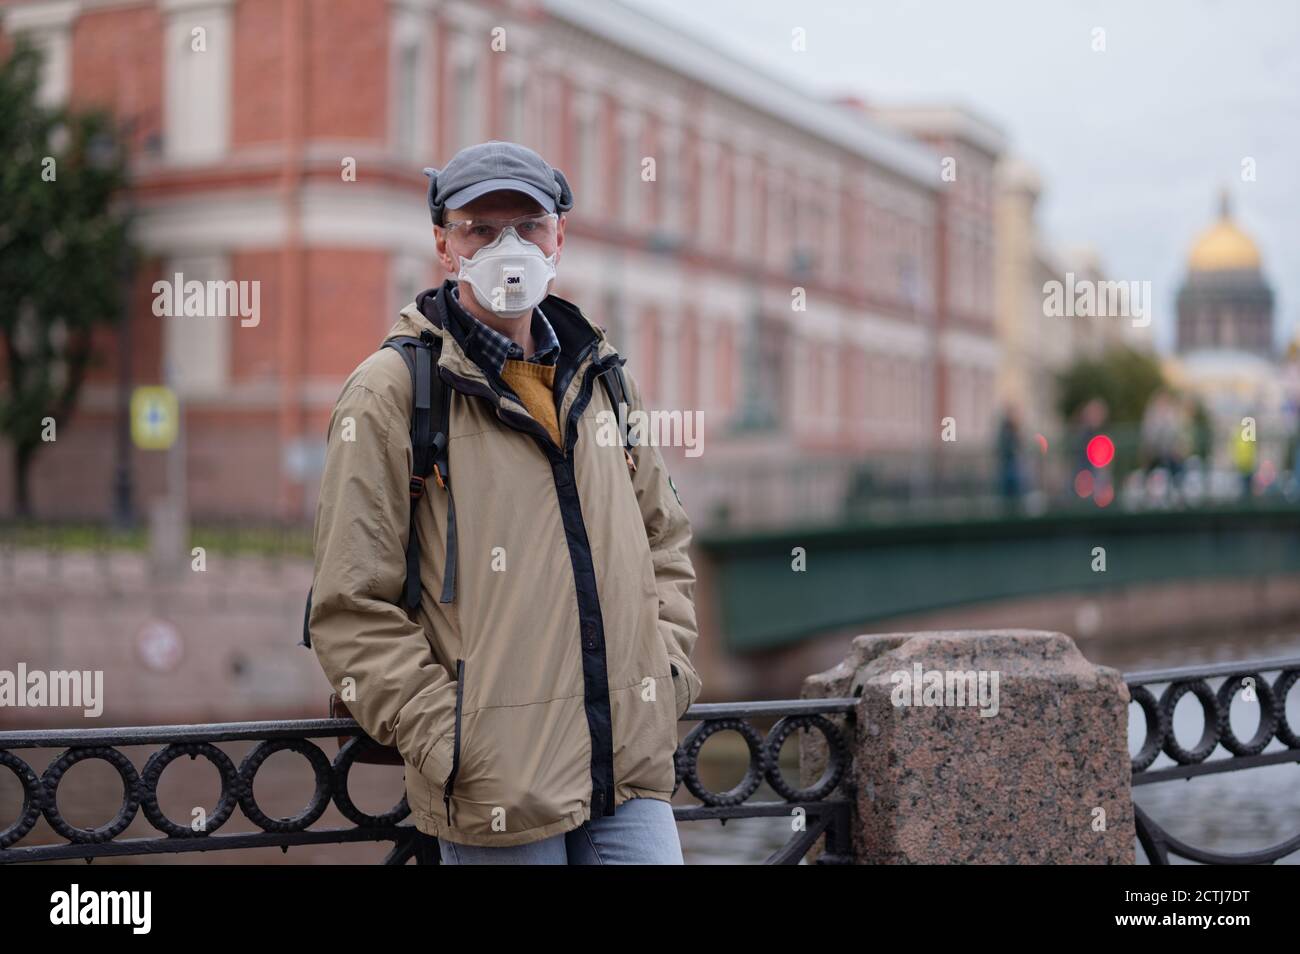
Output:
[385,280,620,372]
[385,300,440,342]
[384,279,626,456]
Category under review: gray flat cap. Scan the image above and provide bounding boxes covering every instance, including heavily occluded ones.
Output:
[423,140,573,226]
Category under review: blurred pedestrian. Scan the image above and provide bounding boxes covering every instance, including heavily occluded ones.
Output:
[1140,389,1191,496]
[1232,424,1258,499]
[995,405,1025,508]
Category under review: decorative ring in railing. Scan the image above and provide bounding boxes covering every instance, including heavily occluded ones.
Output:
[670,698,858,864]
[1125,654,1300,865]
[0,720,417,864]
[0,699,858,866]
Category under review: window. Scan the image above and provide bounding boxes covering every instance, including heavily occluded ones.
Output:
[790,337,808,425]
[659,125,681,238]
[602,287,626,354]
[716,321,735,415]
[504,68,527,143]
[733,156,752,261]
[765,319,790,426]
[695,319,713,414]
[766,174,785,270]
[390,6,431,160]
[539,76,560,158]
[453,44,479,148]
[620,111,642,229]
[164,2,232,162]
[394,43,419,158]
[656,313,677,407]
[869,356,883,426]
[162,254,230,396]
[823,187,840,287]
[4,4,77,106]
[575,91,601,210]
[822,344,838,433]
[696,140,719,249]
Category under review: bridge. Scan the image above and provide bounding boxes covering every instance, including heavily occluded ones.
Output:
[695,503,1300,652]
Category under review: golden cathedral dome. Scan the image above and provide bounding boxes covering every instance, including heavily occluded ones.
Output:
[1188,189,1261,272]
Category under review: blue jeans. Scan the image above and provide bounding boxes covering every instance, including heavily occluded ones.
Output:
[436,796,684,865]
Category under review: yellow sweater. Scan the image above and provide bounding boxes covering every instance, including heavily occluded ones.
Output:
[500,358,562,448]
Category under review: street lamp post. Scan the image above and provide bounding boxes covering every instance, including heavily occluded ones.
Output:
[88,119,137,529]
[111,205,134,529]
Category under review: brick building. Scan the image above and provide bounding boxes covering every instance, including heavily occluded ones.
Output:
[0,0,1002,524]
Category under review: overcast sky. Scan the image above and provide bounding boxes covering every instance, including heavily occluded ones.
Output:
[622,0,1300,353]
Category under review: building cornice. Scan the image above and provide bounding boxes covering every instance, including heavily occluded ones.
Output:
[868,104,1007,159]
[541,0,939,188]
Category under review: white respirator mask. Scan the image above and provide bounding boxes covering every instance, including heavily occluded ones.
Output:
[455,227,557,317]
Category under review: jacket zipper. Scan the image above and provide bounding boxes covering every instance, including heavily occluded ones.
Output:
[439,366,554,449]
[438,347,619,458]
[432,347,619,822]
[443,657,465,827]
[562,353,617,455]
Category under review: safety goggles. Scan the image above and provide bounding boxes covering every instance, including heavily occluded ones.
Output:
[441,212,559,251]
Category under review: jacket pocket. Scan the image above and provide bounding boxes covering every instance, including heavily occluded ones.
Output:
[668,655,700,720]
[670,662,687,719]
[443,658,466,826]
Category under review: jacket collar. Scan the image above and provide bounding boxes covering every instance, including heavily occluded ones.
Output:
[414,279,620,389]
[447,285,561,371]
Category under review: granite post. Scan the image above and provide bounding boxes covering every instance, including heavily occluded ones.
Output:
[801,630,1134,863]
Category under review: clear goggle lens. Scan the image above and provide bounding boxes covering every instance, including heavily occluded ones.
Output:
[443,212,558,251]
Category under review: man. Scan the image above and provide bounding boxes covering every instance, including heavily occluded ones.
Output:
[307,141,702,864]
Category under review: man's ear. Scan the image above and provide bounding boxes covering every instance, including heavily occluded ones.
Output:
[434,227,457,276]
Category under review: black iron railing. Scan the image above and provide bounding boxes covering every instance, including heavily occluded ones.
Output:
[1126,654,1300,864]
[4,655,1297,865]
[0,698,857,865]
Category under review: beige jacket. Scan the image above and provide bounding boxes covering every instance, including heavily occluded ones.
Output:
[308,282,702,847]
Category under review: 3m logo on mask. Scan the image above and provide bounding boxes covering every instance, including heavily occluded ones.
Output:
[500,267,526,309]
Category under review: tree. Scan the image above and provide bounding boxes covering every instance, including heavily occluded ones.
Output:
[0,39,132,516]
[1055,344,1166,425]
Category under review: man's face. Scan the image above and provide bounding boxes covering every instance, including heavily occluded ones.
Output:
[434,190,565,278]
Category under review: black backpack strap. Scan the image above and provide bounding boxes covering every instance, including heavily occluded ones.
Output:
[304,326,454,648]
[423,331,456,604]
[411,338,435,481]
[383,331,456,610]
[412,330,456,604]
[599,362,637,474]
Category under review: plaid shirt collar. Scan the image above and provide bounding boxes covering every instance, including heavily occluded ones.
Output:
[450,285,560,373]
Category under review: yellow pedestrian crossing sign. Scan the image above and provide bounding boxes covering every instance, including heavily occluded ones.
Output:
[131,386,178,450]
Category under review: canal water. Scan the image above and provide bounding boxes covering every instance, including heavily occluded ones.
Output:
[3,627,1298,865]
